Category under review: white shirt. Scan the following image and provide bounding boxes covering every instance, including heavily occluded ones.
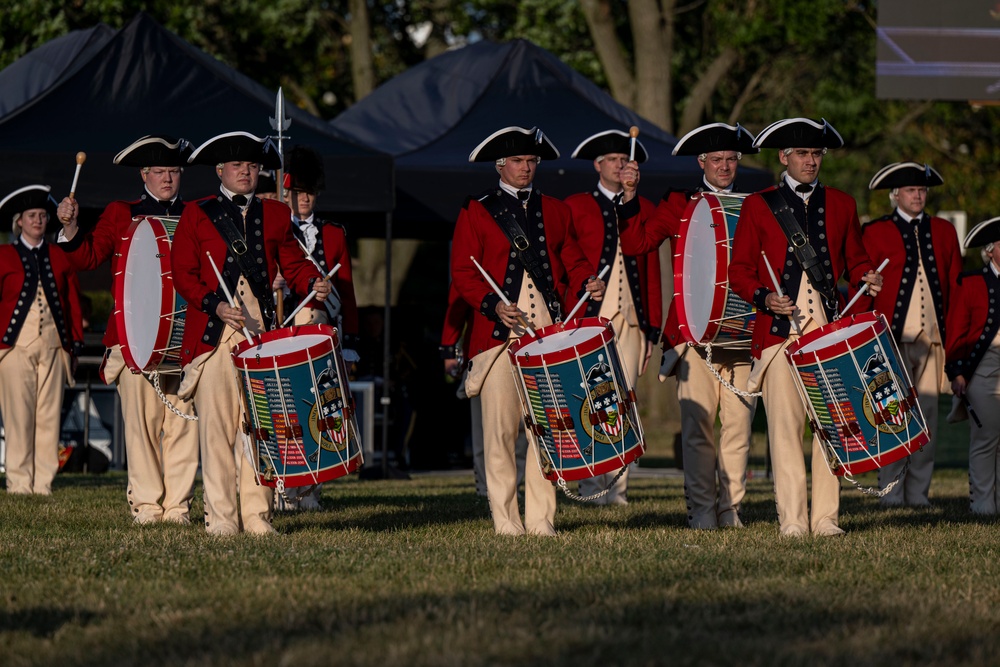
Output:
[498,180,532,200]
[783,173,817,202]
[702,177,732,194]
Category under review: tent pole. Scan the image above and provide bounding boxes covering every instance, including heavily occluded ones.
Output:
[381,211,392,478]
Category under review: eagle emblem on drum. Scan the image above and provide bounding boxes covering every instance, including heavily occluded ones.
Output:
[860,348,910,435]
[579,357,629,445]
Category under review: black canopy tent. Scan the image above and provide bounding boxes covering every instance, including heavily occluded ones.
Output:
[0,12,394,215]
[331,38,773,238]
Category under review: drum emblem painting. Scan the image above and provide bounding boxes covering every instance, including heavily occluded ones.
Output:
[859,350,911,434]
[308,364,350,448]
[578,359,629,445]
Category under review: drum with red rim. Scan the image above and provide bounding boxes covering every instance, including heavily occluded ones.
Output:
[231,324,363,489]
[785,311,928,476]
[508,317,645,483]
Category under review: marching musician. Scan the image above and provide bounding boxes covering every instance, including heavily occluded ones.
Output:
[617,123,758,529]
[0,185,83,495]
[729,118,882,537]
[945,217,1000,515]
[864,163,962,507]
[171,132,332,536]
[563,129,662,505]
[449,126,604,536]
[56,136,200,523]
[272,144,360,510]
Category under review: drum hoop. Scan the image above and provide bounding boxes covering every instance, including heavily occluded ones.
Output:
[231,323,341,370]
[114,216,177,373]
[507,317,615,368]
[673,193,734,344]
[785,311,886,363]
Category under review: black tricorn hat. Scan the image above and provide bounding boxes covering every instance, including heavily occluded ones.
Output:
[571,130,648,163]
[188,131,282,169]
[113,135,192,167]
[0,185,58,233]
[964,216,1000,249]
[469,126,560,162]
[753,117,844,150]
[284,145,326,194]
[257,170,278,194]
[868,162,944,190]
[672,122,758,156]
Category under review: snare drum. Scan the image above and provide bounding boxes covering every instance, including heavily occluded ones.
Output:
[114,216,186,372]
[508,317,645,483]
[674,192,755,346]
[785,311,928,476]
[231,324,363,489]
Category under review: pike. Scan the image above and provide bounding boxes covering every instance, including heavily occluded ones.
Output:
[269,87,292,201]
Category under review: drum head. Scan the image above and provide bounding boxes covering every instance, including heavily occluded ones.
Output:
[676,196,721,343]
[512,325,606,358]
[236,334,332,359]
[120,218,167,370]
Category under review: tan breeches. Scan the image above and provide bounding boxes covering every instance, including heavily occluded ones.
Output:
[116,348,199,521]
[878,333,942,505]
[675,345,755,528]
[0,340,65,495]
[193,334,272,533]
[577,314,643,504]
[481,354,556,535]
[761,347,841,533]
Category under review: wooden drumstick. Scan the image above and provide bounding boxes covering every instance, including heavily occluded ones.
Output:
[282,263,341,327]
[564,263,611,322]
[624,126,639,188]
[61,151,87,222]
[206,251,254,342]
[838,258,890,320]
[762,251,802,335]
[471,256,536,338]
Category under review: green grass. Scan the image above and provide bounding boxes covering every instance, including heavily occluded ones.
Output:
[1,470,998,667]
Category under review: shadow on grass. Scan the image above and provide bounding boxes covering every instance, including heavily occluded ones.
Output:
[0,608,102,638]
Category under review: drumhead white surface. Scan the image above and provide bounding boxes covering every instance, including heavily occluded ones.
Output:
[796,322,872,353]
[122,219,163,369]
[237,334,332,359]
[680,198,717,342]
[514,326,604,357]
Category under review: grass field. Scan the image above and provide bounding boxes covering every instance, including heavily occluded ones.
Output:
[2,467,998,667]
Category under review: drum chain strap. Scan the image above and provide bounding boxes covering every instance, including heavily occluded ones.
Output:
[841,457,910,498]
[703,343,762,398]
[147,371,199,421]
[555,464,629,503]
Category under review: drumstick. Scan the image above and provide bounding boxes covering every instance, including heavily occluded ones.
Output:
[60,152,87,222]
[625,126,639,188]
[275,290,284,326]
[470,255,536,338]
[564,263,611,322]
[282,263,341,327]
[762,251,802,336]
[838,258,890,319]
[964,395,983,429]
[206,251,254,342]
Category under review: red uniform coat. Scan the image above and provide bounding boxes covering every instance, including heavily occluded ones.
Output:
[729,183,874,358]
[171,195,321,365]
[563,191,662,341]
[861,212,961,342]
[440,281,471,359]
[0,241,83,353]
[945,267,1000,382]
[450,189,597,357]
[288,219,359,338]
[60,197,186,349]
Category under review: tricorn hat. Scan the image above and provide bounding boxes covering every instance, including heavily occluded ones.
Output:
[188,132,282,169]
[963,216,1000,249]
[753,118,844,150]
[113,135,192,167]
[0,185,58,234]
[284,145,326,194]
[868,162,944,190]
[469,126,559,162]
[257,170,278,195]
[672,122,758,156]
[571,130,648,163]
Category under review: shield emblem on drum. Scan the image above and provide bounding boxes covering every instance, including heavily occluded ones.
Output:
[860,349,908,434]
[309,363,349,449]
[580,358,627,444]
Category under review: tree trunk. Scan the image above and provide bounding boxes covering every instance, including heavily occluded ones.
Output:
[677,46,738,137]
[579,0,636,108]
[631,0,673,132]
[349,0,375,102]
